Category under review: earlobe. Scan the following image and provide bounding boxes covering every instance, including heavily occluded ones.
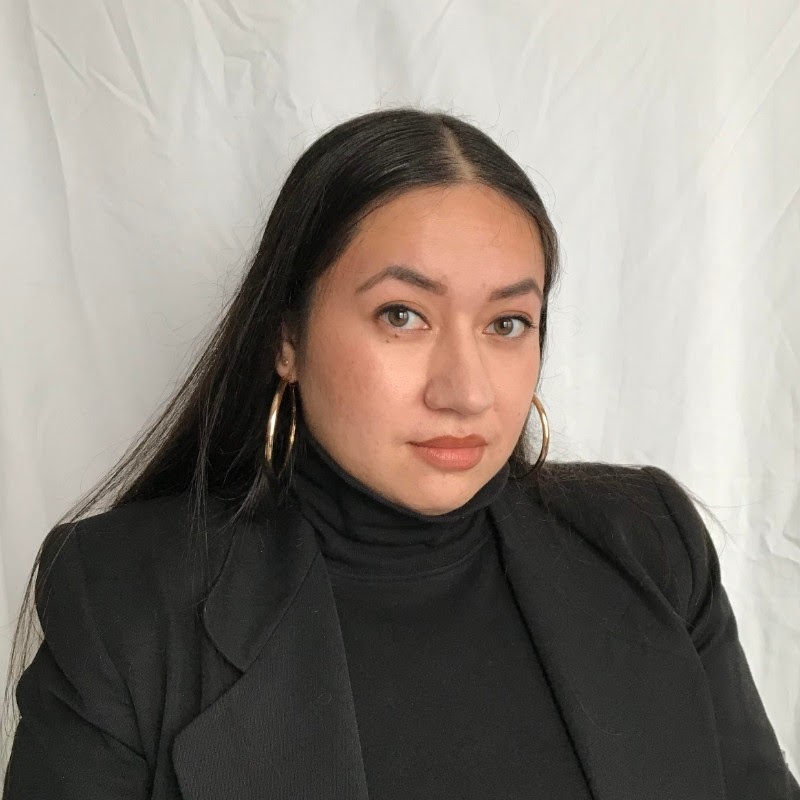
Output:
[275,341,299,382]
[275,351,293,380]
[275,322,298,380]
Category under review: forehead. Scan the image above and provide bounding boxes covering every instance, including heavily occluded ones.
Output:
[326,183,544,289]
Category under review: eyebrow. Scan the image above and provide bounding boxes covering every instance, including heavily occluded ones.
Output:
[355,264,543,302]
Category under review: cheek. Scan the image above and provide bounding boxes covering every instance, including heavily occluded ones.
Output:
[494,353,540,426]
[307,326,419,423]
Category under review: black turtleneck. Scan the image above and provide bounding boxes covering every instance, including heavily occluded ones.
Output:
[289,418,591,800]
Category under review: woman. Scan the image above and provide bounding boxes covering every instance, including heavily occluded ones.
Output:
[3,108,797,799]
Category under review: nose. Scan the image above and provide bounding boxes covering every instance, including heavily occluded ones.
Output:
[423,326,495,416]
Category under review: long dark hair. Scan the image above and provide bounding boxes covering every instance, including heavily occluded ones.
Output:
[3,107,564,740]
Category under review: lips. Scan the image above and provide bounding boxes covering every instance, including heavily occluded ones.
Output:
[413,435,487,448]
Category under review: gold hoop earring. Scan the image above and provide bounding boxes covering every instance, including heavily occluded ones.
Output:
[530,393,550,470]
[265,378,297,479]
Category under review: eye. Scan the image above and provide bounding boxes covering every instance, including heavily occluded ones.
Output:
[377,304,428,330]
[376,305,536,338]
[488,315,536,338]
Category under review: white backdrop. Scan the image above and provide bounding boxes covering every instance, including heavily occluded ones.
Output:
[2,0,799,774]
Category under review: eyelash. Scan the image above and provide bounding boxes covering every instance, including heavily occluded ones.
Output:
[376,304,537,338]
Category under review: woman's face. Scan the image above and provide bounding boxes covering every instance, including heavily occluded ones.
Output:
[277,182,546,514]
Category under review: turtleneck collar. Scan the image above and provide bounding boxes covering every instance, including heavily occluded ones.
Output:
[288,416,510,578]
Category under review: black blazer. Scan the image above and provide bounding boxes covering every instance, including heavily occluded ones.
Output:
[5,464,799,799]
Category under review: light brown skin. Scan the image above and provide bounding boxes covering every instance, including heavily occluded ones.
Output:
[276,182,546,515]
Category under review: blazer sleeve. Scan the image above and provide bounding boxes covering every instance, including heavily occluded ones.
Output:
[4,523,151,799]
[643,466,800,800]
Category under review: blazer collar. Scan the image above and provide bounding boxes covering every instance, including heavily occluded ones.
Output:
[173,478,726,800]
[173,500,370,799]
[199,500,319,673]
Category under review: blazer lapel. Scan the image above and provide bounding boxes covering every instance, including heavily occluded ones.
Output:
[171,502,369,800]
[490,477,727,800]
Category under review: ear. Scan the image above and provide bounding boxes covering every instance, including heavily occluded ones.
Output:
[275,323,298,381]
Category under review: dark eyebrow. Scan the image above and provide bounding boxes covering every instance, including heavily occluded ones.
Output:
[488,277,543,302]
[355,264,543,302]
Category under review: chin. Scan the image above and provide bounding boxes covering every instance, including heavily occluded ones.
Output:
[414,487,477,516]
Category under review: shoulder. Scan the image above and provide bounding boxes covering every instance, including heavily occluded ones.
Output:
[35,492,238,678]
[516,461,715,624]
[38,492,235,609]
